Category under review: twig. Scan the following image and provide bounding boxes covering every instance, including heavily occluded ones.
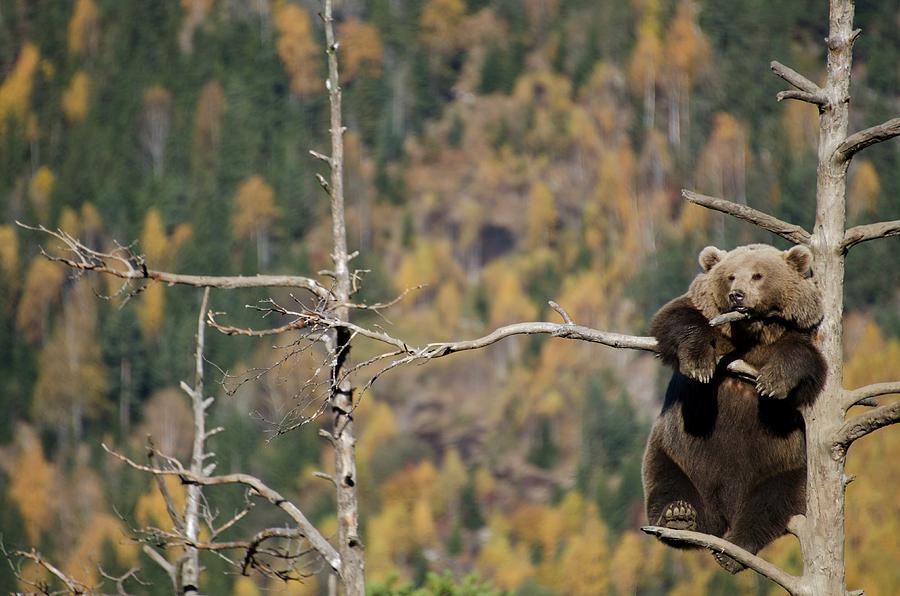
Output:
[681,190,811,245]
[14,549,91,594]
[709,311,751,326]
[776,90,828,108]
[548,301,574,324]
[640,527,802,594]
[15,222,333,299]
[834,118,900,163]
[840,220,900,253]
[102,444,342,574]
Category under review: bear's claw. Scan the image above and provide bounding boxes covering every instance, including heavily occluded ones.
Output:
[713,551,746,574]
[660,500,697,531]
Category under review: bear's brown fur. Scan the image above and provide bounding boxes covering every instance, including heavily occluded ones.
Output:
[642,244,826,573]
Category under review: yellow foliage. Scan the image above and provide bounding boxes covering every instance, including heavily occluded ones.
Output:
[338,18,383,82]
[231,175,280,241]
[81,202,104,239]
[474,465,497,503]
[437,448,468,515]
[663,0,711,82]
[274,4,320,97]
[610,531,644,595]
[63,513,138,586]
[68,0,100,55]
[782,99,818,154]
[0,43,40,137]
[628,8,662,97]
[141,208,168,264]
[135,475,187,529]
[420,0,466,54]
[268,574,318,596]
[476,516,534,590]
[32,283,109,427]
[393,238,457,295]
[29,166,55,220]
[556,515,610,595]
[233,576,262,596]
[412,498,437,545]
[526,181,558,250]
[382,460,439,508]
[848,159,880,218]
[8,424,58,544]
[17,257,65,344]
[62,70,91,122]
[435,280,462,332]
[356,400,398,464]
[484,263,536,327]
[0,225,19,278]
[138,282,166,340]
[367,501,413,584]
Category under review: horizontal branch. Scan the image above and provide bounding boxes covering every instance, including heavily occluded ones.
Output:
[15,549,91,594]
[641,526,802,594]
[17,223,333,299]
[835,400,900,452]
[770,61,822,95]
[102,444,342,575]
[842,381,900,410]
[418,322,658,357]
[841,220,900,252]
[682,190,811,245]
[834,117,900,163]
[776,89,828,108]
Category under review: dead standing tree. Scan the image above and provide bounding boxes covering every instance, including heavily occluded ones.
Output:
[20,0,364,593]
[278,1,898,595]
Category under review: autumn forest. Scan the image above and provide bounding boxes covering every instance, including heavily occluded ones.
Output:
[0,0,898,594]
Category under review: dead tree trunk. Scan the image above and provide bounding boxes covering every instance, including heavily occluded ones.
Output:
[320,1,365,593]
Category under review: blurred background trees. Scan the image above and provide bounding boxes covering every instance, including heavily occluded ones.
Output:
[0,0,897,593]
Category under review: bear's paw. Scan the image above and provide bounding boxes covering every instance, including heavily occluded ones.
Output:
[713,551,747,574]
[755,362,794,400]
[660,500,698,531]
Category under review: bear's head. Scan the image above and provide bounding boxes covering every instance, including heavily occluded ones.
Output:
[688,244,823,334]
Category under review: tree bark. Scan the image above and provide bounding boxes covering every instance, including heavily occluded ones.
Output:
[323,1,365,593]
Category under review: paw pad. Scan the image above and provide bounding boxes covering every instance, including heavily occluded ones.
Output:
[660,500,697,531]
[713,551,746,574]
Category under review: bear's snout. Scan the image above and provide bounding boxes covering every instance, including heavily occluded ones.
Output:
[728,290,746,310]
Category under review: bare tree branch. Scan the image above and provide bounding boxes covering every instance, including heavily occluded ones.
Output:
[835,400,900,452]
[842,381,900,410]
[834,117,900,163]
[102,444,342,575]
[681,190,812,245]
[770,61,822,95]
[641,527,802,595]
[776,89,828,108]
[142,544,176,585]
[840,220,900,252]
[16,223,333,299]
[14,549,91,594]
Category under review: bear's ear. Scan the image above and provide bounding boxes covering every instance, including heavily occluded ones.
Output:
[785,245,812,275]
[698,246,727,272]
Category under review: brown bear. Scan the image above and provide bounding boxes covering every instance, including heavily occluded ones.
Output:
[642,244,826,573]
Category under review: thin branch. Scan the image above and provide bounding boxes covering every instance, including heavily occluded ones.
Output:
[840,220,900,253]
[834,117,900,163]
[776,89,828,108]
[207,311,310,337]
[770,61,822,95]
[147,437,184,532]
[842,381,900,410]
[835,400,900,452]
[103,444,342,575]
[682,190,811,245]
[142,545,175,580]
[640,527,802,594]
[16,223,333,299]
[15,549,91,594]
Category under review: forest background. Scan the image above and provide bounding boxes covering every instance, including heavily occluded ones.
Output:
[0,0,898,594]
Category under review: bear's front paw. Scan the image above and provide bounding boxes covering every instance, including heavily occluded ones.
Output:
[755,363,795,399]
[677,342,717,384]
[712,552,746,574]
[659,500,698,531]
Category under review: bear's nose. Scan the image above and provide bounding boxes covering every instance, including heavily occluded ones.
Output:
[729,290,745,305]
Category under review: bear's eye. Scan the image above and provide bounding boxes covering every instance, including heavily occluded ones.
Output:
[752,273,763,281]
[727,274,735,281]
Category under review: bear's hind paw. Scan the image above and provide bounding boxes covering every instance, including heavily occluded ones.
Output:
[659,500,698,531]
[713,551,746,574]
